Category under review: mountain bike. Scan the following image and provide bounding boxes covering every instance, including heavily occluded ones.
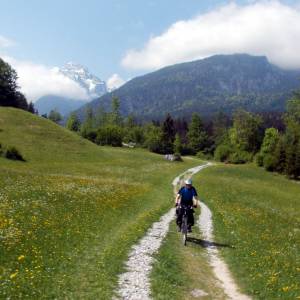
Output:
[180,206,192,246]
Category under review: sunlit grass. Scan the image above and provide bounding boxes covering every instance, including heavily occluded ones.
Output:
[195,164,300,299]
[0,107,201,299]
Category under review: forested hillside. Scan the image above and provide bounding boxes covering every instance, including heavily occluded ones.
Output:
[78,54,300,120]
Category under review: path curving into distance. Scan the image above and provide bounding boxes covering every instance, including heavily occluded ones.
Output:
[115,162,250,300]
[115,163,210,300]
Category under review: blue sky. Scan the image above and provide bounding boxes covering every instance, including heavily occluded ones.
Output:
[0,0,259,79]
[1,0,300,100]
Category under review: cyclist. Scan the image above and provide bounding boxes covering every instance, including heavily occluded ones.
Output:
[175,179,198,232]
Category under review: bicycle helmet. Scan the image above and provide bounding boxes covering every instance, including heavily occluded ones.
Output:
[185,179,192,185]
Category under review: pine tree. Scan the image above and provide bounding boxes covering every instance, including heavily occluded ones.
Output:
[95,105,108,127]
[273,136,286,174]
[284,93,300,178]
[161,114,176,154]
[187,113,208,154]
[66,113,81,132]
[229,109,263,153]
[80,107,96,140]
[295,140,300,179]
[174,133,183,154]
[109,96,122,126]
[212,111,230,146]
[27,102,35,114]
[125,114,136,129]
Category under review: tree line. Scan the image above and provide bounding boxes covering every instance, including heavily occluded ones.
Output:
[66,94,300,180]
[213,93,300,179]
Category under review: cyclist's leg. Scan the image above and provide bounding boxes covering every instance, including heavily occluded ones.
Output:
[187,209,194,232]
[176,207,182,227]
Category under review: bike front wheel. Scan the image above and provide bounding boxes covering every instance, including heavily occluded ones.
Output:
[181,215,188,246]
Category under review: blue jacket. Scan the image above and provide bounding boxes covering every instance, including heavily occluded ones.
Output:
[178,186,198,206]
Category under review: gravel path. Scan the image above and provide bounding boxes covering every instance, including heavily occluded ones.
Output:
[115,163,210,300]
[115,162,250,300]
[198,201,251,300]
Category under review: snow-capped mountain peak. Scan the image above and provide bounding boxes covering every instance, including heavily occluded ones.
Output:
[60,62,107,98]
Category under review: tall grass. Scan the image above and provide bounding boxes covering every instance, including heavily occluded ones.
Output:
[195,164,300,299]
[0,107,201,299]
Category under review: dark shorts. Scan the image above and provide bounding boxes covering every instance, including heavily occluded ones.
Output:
[176,206,194,226]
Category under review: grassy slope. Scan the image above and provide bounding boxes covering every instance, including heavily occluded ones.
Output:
[0,107,200,299]
[194,164,300,299]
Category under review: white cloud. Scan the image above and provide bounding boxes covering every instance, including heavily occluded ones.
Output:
[2,56,89,102]
[122,1,300,70]
[0,35,15,48]
[107,73,126,90]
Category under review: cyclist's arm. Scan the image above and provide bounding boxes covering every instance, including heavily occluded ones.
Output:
[193,196,199,207]
[175,193,181,206]
[192,188,199,207]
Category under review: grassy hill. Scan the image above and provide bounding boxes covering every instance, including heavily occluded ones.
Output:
[0,107,109,163]
[0,107,200,299]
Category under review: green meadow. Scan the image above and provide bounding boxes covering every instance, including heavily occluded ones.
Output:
[0,107,200,299]
[1,107,299,300]
[195,164,300,299]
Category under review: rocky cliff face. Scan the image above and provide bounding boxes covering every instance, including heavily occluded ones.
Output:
[60,62,107,98]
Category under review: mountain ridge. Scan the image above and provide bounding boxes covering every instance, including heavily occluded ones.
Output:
[77,54,300,120]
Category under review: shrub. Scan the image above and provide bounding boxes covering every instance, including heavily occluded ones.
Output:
[196,151,213,160]
[5,146,25,161]
[96,125,123,147]
[255,152,264,167]
[66,113,81,132]
[263,154,277,171]
[123,127,145,145]
[173,153,183,161]
[84,130,97,143]
[214,144,232,162]
[143,125,164,153]
[228,151,252,164]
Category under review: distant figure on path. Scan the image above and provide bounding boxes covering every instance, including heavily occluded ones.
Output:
[175,179,199,232]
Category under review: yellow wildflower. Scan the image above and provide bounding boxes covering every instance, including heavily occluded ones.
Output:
[10,271,18,279]
[18,255,25,261]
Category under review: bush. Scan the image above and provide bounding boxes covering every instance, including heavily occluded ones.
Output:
[5,146,25,161]
[228,151,252,164]
[263,154,277,172]
[196,151,213,160]
[96,125,123,147]
[85,130,97,143]
[255,152,264,167]
[143,125,164,153]
[123,127,145,145]
[214,144,232,162]
[173,153,183,161]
